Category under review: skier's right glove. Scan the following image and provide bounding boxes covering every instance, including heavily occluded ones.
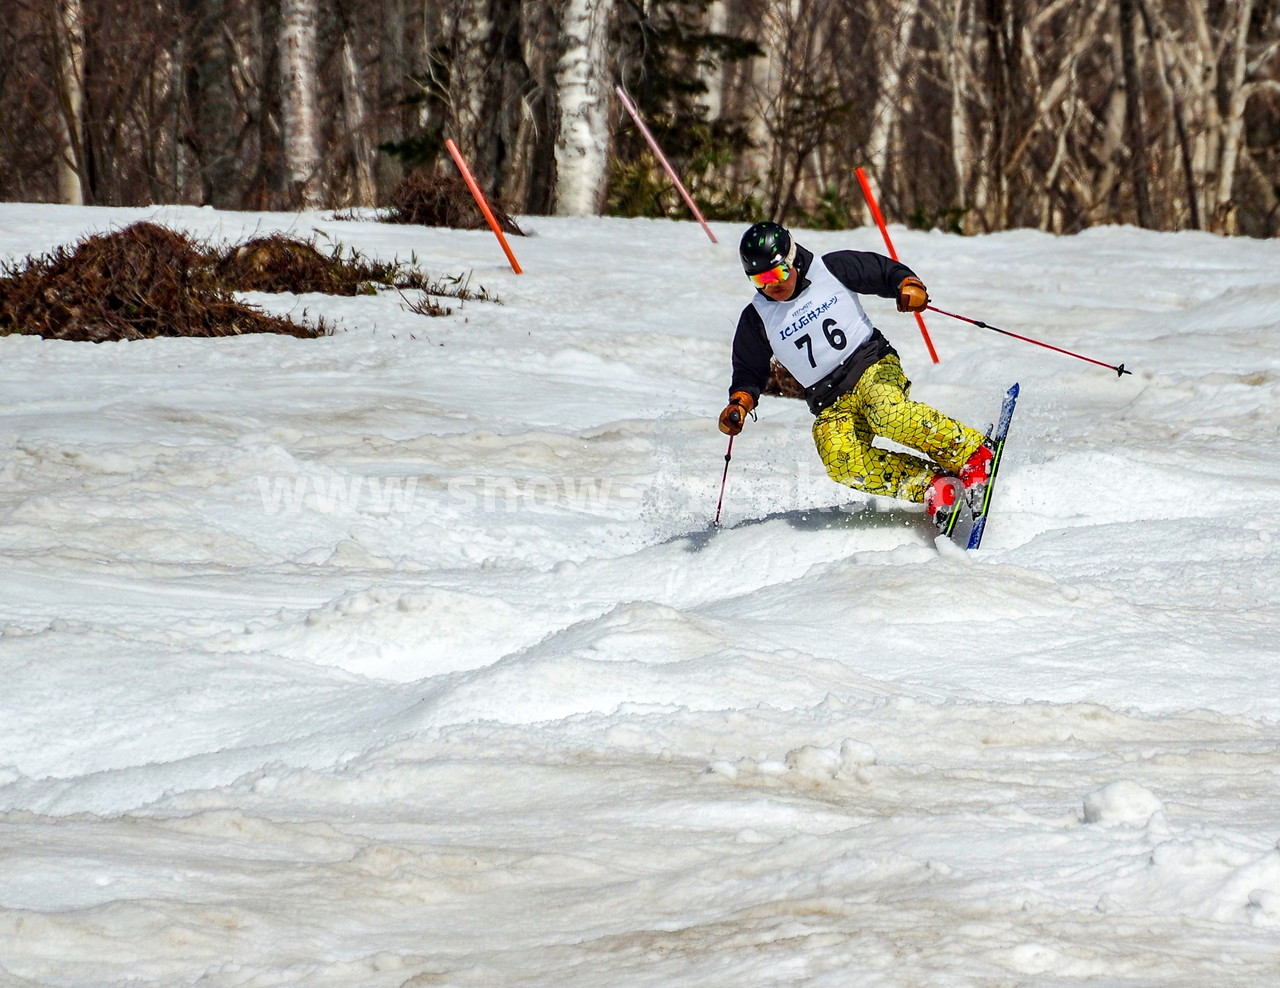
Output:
[718,391,756,436]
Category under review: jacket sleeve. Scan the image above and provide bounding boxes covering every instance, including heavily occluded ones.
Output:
[822,250,915,300]
[728,305,772,402]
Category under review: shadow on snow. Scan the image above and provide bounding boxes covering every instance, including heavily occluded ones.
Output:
[665,502,925,552]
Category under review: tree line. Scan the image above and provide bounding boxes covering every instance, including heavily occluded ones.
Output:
[2,0,1277,236]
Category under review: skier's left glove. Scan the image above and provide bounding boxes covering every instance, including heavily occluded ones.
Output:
[897,276,929,313]
[718,391,756,436]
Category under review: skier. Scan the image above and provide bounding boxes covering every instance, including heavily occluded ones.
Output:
[719,220,992,529]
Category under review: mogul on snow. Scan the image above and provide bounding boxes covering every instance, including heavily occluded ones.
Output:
[719,221,992,529]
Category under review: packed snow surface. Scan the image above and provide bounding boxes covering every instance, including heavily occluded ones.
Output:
[1,204,1279,985]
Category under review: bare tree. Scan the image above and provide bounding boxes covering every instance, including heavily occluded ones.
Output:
[51,0,87,203]
[376,0,407,197]
[554,0,615,215]
[1119,0,1153,226]
[864,0,922,223]
[517,0,561,214]
[939,0,978,222]
[183,0,238,206]
[745,0,855,221]
[445,0,490,159]
[337,4,374,206]
[0,0,1275,235]
[278,0,319,206]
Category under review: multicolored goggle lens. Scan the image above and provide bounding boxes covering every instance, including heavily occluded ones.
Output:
[749,263,790,288]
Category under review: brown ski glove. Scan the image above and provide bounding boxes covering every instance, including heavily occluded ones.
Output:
[718,391,756,436]
[897,276,929,313]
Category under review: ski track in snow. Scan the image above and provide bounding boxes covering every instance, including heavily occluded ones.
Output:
[1,204,1279,984]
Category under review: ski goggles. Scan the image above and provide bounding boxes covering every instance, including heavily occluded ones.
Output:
[748,262,791,288]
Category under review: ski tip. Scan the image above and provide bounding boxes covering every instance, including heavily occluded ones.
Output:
[1008,382,1020,397]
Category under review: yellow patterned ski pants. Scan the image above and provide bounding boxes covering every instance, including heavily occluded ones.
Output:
[812,355,987,503]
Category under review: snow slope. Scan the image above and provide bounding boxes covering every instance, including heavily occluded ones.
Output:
[1,204,1279,985]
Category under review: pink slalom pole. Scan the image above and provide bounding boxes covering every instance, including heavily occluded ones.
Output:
[444,139,523,274]
[615,86,717,244]
[855,167,939,363]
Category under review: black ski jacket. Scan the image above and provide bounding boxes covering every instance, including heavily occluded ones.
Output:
[729,245,915,414]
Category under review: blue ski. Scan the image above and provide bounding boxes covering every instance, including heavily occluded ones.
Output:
[966,383,1020,549]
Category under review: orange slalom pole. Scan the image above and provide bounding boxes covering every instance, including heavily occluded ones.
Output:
[855,166,938,363]
[444,139,522,274]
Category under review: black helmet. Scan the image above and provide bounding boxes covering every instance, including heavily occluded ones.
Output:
[739,221,794,277]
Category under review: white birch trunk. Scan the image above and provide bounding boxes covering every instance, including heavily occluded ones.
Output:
[553,0,615,217]
[54,0,86,205]
[279,0,321,207]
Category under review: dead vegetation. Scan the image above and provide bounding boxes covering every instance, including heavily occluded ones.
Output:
[384,170,525,235]
[0,222,320,342]
[215,232,401,295]
[0,221,499,342]
[398,270,503,317]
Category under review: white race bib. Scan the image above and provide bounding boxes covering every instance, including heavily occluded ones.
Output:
[751,256,875,387]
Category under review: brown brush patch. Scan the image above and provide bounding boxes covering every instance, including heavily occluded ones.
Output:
[395,269,504,318]
[763,359,805,399]
[387,169,524,235]
[216,233,399,295]
[0,222,322,342]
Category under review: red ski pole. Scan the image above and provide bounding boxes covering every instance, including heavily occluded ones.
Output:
[713,434,734,527]
[926,304,1132,377]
